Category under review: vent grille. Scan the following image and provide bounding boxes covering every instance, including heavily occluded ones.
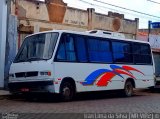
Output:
[15,72,38,78]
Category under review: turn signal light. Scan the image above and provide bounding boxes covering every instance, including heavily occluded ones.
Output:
[40,71,51,76]
[47,71,51,76]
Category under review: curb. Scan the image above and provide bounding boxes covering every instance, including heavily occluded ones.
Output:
[0,90,10,100]
[0,94,10,100]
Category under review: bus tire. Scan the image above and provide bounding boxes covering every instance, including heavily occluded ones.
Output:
[149,86,155,92]
[60,81,74,101]
[123,80,134,97]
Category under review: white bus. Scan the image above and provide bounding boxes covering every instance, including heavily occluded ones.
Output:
[8,30,155,101]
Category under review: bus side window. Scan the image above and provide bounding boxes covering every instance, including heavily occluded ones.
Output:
[112,41,132,63]
[56,34,76,61]
[140,45,151,64]
[56,36,66,61]
[87,37,112,63]
[133,43,152,64]
[99,39,113,62]
[75,35,87,62]
[65,35,76,61]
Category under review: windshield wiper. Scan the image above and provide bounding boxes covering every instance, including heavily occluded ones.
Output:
[25,57,48,62]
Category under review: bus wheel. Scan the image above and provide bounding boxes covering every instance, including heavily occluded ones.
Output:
[149,86,155,92]
[60,82,74,101]
[123,80,134,97]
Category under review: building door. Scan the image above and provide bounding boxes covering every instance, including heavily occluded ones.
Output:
[153,52,160,77]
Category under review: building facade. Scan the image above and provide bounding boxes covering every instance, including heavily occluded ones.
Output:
[11,0,139,50]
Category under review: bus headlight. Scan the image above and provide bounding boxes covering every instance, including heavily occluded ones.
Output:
[40,71,51,76]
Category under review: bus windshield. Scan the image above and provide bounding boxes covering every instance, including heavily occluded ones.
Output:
[14,32,59,63]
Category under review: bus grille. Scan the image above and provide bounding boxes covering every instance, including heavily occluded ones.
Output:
[15,72,38,78]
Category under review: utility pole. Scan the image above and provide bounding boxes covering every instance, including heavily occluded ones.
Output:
[148,21,152,42]
[0,0,7,88]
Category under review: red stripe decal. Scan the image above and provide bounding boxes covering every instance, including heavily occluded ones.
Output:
[96,72,116,86]
[115,69,136,79]
[122,66,144,75]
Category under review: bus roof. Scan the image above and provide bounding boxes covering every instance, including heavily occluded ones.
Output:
[26,30,150,45]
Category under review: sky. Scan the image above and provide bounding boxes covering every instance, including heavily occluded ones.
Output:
[40,0,160,28]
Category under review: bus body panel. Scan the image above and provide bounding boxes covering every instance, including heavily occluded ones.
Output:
[9,61,56,93]
[54,62,154,92]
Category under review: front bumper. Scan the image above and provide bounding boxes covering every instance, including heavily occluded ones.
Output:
[8,80,54,93]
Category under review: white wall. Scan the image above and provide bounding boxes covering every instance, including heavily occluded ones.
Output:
[0,0,7,88]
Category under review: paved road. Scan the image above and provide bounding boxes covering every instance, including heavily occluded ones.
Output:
[0,89,160,114]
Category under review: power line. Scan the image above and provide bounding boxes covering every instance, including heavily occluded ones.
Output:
[79,0,160,20]
[83,0,160,19]
[147,0,160,4]
[92,0,160,19]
